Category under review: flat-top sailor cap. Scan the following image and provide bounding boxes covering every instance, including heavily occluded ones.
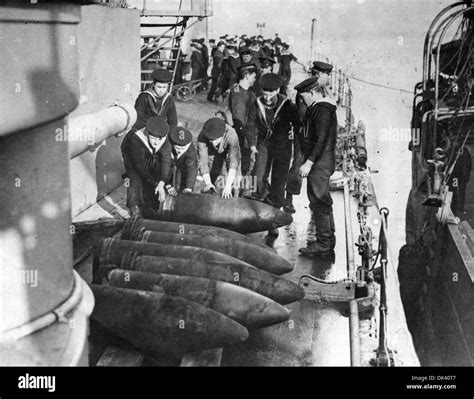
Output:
[147,117,170,137]
[202,118,226,140]
[152,69,173,83]
[294,76,320,93]
[260,73,284,91]
[170,126,193,145]
[312,61,333,74]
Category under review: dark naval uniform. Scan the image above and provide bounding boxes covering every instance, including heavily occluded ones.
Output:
[167,127,198,192]
[191,47,204,81]
[132,90,177,131]
[221,52,241,94]
[168,144,198,191]
[247,74,301,209]
[208,49,224,101]
[278,51,298,96]
[301,99,338,252]
[228,82,256,176]
[121,118,172,215]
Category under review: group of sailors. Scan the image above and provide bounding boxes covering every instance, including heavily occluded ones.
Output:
[122,37,339,257]
[185,34,308,101]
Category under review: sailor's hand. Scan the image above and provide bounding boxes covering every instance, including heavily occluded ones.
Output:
[202,183,216,193]
[166,185,178,196]
[222,186,233,199]
[182,188,193,194]
[155,182,166,202]
[299,160,313,178]
[250,146,258,162]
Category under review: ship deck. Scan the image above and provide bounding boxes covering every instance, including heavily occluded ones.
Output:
[75,79,418,367]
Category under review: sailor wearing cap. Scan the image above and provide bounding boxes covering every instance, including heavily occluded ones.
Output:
[228,63,258,183]
[199,38,210,90]
[311,61,333,89]
[249,40,266,73]
[295,77,338,256]
[239,47,253,65]
[197,118,241,199]
[121,116,172,217]
[165,126,198,195]
[252,56,276,96]
[208,41,226,103]
[190,41,204,82]
[129,68,177,131]
[221,44,241,96]
[246,73,301,217]
[278,43,306,96]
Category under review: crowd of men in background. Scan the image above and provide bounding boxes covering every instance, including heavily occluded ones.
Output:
[185,33,307,101]
[124,32,339,256]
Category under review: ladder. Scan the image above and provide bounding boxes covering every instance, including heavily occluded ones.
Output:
[140,0,210,91]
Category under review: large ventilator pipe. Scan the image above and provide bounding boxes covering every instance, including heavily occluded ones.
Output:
[0,3,93,366]
[68,103,137,159]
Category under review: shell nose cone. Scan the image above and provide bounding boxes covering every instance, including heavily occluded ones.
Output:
[272,210,293,228]
[246,301,291,329]
[274,279,306,304]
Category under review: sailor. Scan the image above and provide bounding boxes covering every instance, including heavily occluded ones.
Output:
[239,47,253,65]
[129,68,177,131]
[283,90,305,214]
[121,116,171,217]
[166,126,198,195]
[283,66,332,214]
[253,55,276,96]
[249,40,266,73]
[278,43,306,96]
[311,60,333,78]
[296,77,338,256]
[259,55,276,74]
[228,63,258,185]
[221,44,241,96]
[197,117,241,199]
[209,39,217,56]
[199,38,210,90]
[208,41,226,103]
[262,39,275,59]
[246,73,301,212]
[190,41,204,82]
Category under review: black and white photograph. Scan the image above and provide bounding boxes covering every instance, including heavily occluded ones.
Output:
[0,0,473,389]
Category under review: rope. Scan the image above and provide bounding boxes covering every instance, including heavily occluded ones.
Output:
[344,74,413,94]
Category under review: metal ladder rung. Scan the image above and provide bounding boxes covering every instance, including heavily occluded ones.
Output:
[141,35,175,39]
[145,59,177,63]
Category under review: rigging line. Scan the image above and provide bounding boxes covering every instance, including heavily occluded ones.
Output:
[344,74,413,94]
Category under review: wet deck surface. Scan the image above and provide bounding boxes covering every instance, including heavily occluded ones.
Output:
[221,183,351,367]
[75,66,416,366]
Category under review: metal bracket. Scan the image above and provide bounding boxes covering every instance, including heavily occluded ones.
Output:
[299,275,357,303]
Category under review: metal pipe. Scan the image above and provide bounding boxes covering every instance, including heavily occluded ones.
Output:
[68,103,137,159]
[349,300,361,366]
[343,176,355,278]
[310,18,316,61]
